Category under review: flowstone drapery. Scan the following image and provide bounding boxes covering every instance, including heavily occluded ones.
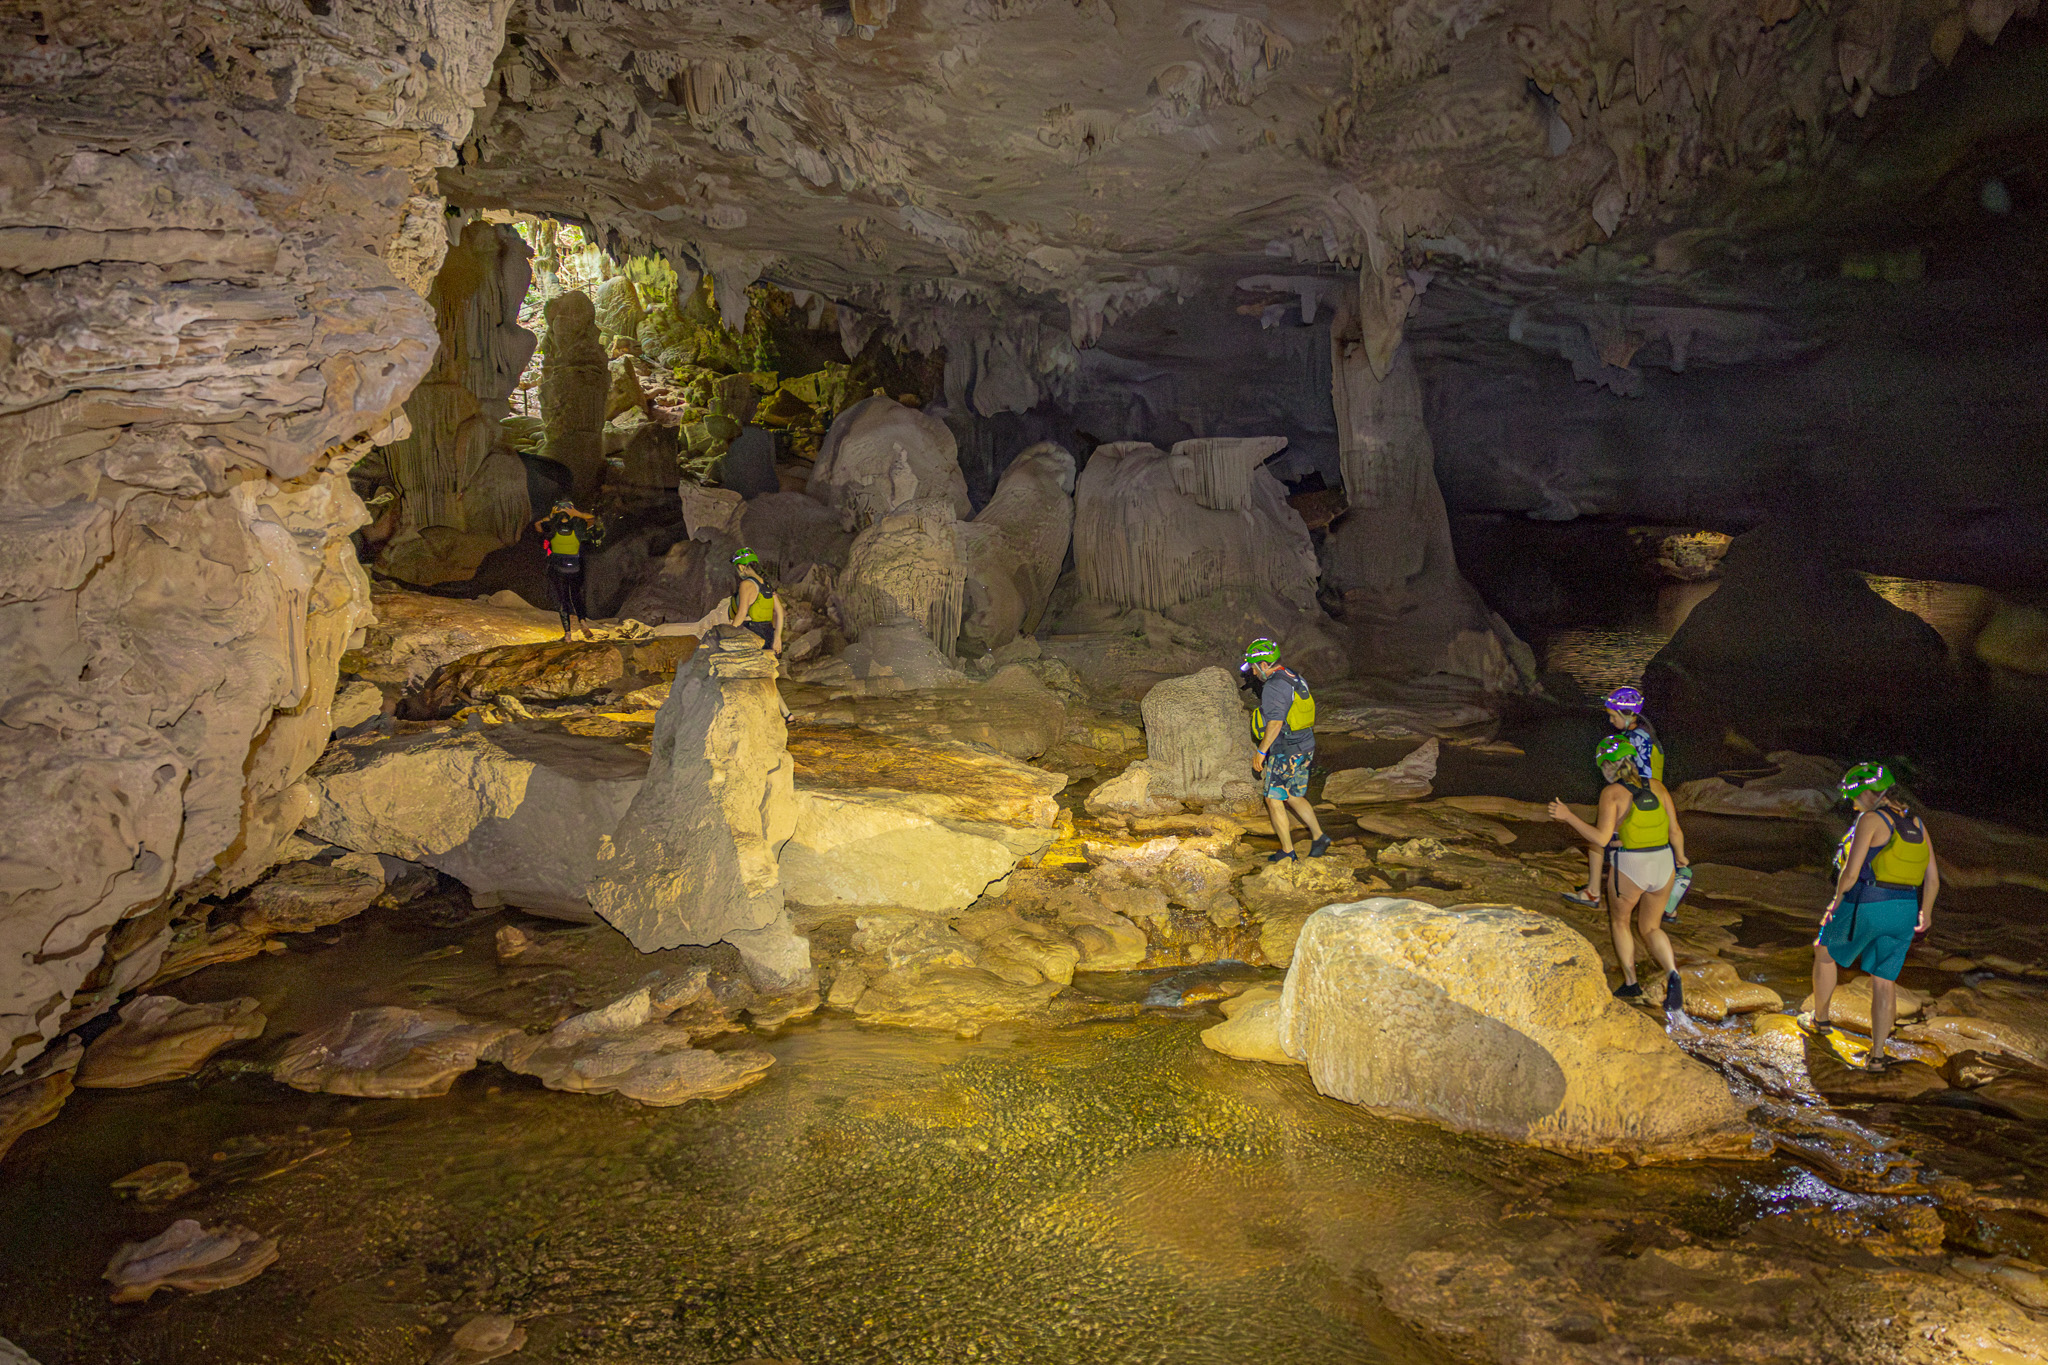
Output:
[838,501,968,656]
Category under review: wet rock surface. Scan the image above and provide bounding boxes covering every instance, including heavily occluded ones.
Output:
[75,996,267,1090]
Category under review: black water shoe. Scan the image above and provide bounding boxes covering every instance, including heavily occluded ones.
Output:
[1267,850,1297,863]
[1308,835,1332,859]
[1612,982,1644,999]
[1664,970,1684,1016]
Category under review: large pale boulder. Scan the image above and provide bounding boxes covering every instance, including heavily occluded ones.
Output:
[306,725,649,920]
[838,500,968,655]
[587,628,800,959]
[960,442,1075,651]
[779,726,1065,913]
[807,396,971,531]
[1277,898,1756,1160]
[1087,667,1261,816]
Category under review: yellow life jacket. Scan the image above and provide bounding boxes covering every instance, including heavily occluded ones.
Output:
[1867,808,1931,888]
[547,529,581,556]
[1616,781,1670,851]
[730,584,776,622]
[1248,668,1315,744]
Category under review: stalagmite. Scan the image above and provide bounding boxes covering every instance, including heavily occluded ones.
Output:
[1321,335,1532,689]
[541,291,611,499]
[378,221,538,587]
[961,442,1076,650]
[808,397,972,532]
[838,500,969,655]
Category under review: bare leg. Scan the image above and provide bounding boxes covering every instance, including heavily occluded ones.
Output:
[1869,977,1898,1062]
[1608,875,1642,986]
[1284,796,1325,843]
[1632,880,1679,976]
[1811,944,1839,1025]
[1264,796,1295,854]
[1581,845,1605,901]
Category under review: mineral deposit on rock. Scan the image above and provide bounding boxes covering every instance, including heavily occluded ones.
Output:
[76,995,267,1089]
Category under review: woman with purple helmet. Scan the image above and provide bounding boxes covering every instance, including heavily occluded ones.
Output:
[1562,686,1666,910]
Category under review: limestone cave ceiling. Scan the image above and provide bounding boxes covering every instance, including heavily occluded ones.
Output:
[443,0,2044,411]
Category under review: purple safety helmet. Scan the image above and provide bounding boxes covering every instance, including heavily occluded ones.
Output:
[1604,686,1645,715]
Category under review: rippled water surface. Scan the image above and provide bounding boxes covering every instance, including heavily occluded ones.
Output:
[0,908,1837,1365]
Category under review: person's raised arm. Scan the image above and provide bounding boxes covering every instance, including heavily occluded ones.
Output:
[1550,787,1622,848]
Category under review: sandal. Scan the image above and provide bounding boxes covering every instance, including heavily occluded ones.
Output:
[1864,1051,1893,1073]
[1796,1012,1833,1036]
[1561,889,1600,908]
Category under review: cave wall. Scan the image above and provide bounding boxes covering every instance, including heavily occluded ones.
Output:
[1419,280,2048,590]
[0,0,512,1073]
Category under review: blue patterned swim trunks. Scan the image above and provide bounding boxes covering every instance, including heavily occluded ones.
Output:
[1263,749,1312,801]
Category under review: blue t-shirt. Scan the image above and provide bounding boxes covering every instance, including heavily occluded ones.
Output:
[1260,671,1313,759]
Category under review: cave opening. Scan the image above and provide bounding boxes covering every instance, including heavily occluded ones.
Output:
[5,0,2048,1360]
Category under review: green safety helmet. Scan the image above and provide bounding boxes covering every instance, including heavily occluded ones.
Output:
[551,497,575,511]
[732,547,761,567]
[1595,733,1646,776]
[1839,762,1895,800]
[1244,638,1280,665]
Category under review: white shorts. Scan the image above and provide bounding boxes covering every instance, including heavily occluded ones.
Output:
[1612,847,1675,895]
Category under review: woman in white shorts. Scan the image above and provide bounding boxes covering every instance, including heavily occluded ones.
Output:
[1550,733,1690,1010]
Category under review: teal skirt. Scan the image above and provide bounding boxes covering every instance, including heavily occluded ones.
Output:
[1816,883,1919,981]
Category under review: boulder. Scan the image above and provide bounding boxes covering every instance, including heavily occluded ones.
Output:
[1798,977,1926,1033]
[104,1219,279,1303]
[273,1007,523,1099]
[1086,668,1262,817]
[960,441,1075,650]
[721,424,780,498]
[1201,982,1300,1065]
[791,617,970,695]
[406,635,697,714]
[235,859,384,933]
[1645,522,1954,754]
[76,995,266,1089]
[496,984,775,1106]
[1322,738,1438,805]
[587,629,800,958]
[1244,850,1390,967]
[1277,899,1755,1160]
[850,966,1062,1037]
[779,726,1064,913]
[1673,961,1783,1022]
[1055,902,1150,971]
[807,396,971,531]
[307,725,649,921]
[1975,599,2048,675]
[838,500,968,655]
[739,491,855,578]
[1675,753,1845,822]
[352,589,564,687]
[331,681,385,733]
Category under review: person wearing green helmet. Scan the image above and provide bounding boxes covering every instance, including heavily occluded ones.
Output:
[727,547,785,654]
[1808,762,1939,1070]
[1245,638,1330,862]
[1549,732,1689,1009]
[532,497,605,641]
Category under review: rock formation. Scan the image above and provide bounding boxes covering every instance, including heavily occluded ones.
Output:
[540,290,610,498]
[1088,668,1262,817]
[1322,339,1532,690]
[838,500,968,656]
[1278,898,1755,1161]
[960,442,1076,652]
[377,220,538,587]
[586,629,802,981]
[807,397,971,532]
[274,1007,523,1099]
[1645,522,1955,753]
[104,1220,279,1302]
[0,0,510,1075]
[75,995,266,1089]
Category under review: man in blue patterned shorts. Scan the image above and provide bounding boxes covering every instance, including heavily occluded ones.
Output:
[1246,638,1330,863]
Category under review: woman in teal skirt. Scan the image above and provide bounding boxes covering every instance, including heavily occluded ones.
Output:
[1810,762,1940,1071]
